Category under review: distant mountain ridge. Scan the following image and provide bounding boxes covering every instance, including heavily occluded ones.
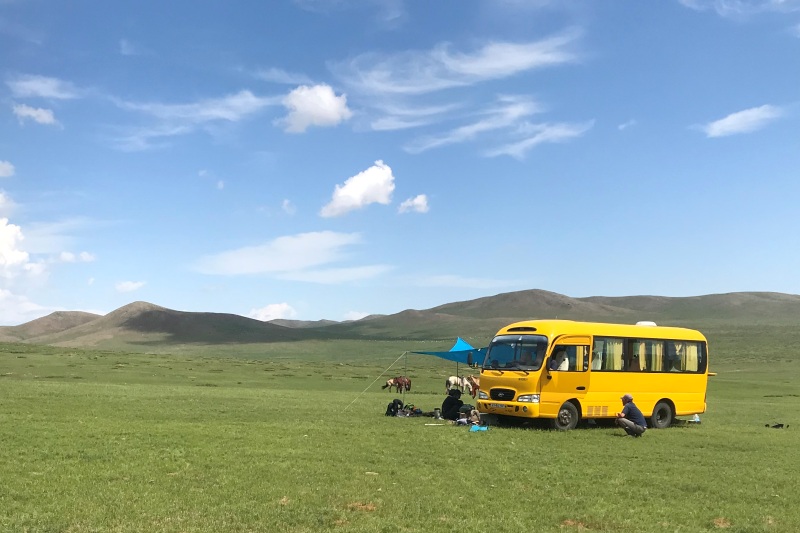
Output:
[2,290,799,350]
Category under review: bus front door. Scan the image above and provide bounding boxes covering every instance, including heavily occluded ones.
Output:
[539,336,591,420]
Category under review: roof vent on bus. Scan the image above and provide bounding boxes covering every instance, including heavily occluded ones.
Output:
[636,321,657,327]
[507,326,537,332]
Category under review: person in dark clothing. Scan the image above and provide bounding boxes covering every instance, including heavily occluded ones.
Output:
[615,393,647,437]
[441,389,464,421]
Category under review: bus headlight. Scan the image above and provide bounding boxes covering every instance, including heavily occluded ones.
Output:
[478,391,489,400]
[517,394,540,403]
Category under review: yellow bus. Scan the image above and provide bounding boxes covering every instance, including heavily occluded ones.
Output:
[476,319,710,430]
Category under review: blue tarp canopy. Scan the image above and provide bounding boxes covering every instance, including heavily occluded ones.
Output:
[412,337,487,366]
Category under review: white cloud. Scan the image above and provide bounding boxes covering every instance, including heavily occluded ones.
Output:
[0,288,48,326]
[0,161,15,178]
[699,105,783,137]
[343,310,369,321]
[484,120,595,159]
[320,160,395,217]
[618,119,637,130]
[282,199,296,215]
[194,230,363,275]
[0,191,16,216]
[115,280,146,292]
[58,251,95,263]
[336,31,580,95]
[398,194,429,214]
[255,67,313,85]
[0,217,30,275]
[13,104,58,125]
[278,84,353,133]
[404,96,540,153]
[248,302,298,321]
[6,74,79,99]
[216,180,225,190]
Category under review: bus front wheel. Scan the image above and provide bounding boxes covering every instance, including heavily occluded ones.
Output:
[650,401,674,429]
[553,402,579,430]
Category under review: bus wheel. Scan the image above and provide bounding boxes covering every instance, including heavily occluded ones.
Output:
[650,401,674,429]
[553,402,579,430]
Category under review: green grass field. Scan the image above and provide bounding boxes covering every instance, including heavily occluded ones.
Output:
[1,328,799,533]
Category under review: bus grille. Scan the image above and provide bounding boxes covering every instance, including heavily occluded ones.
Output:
[490,388,516,401]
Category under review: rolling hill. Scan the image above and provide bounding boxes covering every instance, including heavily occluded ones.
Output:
[2,290,800,351]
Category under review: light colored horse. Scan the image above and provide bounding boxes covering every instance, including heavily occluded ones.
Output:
[445,376,472,395]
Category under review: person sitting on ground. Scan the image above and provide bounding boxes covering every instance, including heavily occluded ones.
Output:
[441,389,464,421]
[615,393,647,437]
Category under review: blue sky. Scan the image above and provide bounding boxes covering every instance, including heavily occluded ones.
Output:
[1,0,799,325]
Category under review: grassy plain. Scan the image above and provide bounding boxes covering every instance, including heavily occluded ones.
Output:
[1,326,799,533]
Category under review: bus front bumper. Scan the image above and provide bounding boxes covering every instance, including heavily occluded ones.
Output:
[477,401,540,418]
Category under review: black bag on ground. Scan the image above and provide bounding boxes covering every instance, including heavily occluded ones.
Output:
[385,398,404,416]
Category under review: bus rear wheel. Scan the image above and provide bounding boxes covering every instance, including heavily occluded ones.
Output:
[650,401,674,429]
[553,402,579,430]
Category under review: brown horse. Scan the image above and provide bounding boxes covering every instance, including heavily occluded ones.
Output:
[465,375,480,399]
[382,376,411,392]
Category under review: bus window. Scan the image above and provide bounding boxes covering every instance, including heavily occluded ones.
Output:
[549,345,589,372]
[594,337,625,371]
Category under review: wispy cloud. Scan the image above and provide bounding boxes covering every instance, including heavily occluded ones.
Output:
[335,30,580,95]
[404,95,541,154]
[320,160,395,217]
[0,288,48,326]
[398,194,429,214]
[255,67,313,85]
[248,302,298,321]
[276,84,353,133]
[13,103,59,126]
[194,231,372,277]
[112,90,279,150]
[618,119,637,130]
[119,39,147,56]
[698,104,783,137]
[414,274,519,290]
[58,251,95,263]
[484,120,595,159]
[0,191,16,216]
[118,90,278,123]
[0,161,15,178]
[115,281,146,292]
[278,264,392,283]
[6,74,80,99]
[679,0,800,18]
[370,102,460,131]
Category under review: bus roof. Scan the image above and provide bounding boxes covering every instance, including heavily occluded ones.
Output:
[495,319,707,342]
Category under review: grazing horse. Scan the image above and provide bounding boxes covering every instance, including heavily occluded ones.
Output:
[445,376,472,395]
[382,376,411,393]
[465,375,480,399]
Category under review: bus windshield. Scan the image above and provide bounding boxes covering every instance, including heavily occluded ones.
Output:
[483,334,549,371]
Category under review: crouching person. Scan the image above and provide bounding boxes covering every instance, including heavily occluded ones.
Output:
[615,393,647,437]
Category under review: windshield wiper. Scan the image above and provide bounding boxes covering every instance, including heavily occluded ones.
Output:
[505,363,529,375]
